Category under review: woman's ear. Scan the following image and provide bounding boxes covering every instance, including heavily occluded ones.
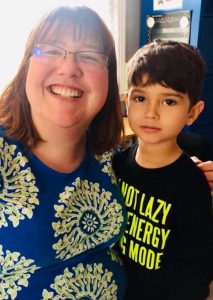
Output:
[186,100,205,126]
[124,92,129,115]
[124,92,128,104]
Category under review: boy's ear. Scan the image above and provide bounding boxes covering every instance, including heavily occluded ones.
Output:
[186,100,205,126]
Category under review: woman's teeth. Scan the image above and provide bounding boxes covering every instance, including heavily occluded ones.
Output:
[50,86,83,98]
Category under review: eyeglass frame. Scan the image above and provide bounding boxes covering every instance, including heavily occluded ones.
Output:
[32,42,109,71]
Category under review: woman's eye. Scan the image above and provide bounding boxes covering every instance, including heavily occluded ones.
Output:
[135,96,145,102]
[164,99,176,106]
[80,54,97,62]
[45,50,62,57]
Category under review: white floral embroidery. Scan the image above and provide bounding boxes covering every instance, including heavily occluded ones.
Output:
[42,263,118,300]
[0,245,39,300]
[108,248,123,266]
[95,150,117,184]
[0,138,39,228]
[81,211,100,233]
[52,177,123,260]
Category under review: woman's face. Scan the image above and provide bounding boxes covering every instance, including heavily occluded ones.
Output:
[25,26,108,136]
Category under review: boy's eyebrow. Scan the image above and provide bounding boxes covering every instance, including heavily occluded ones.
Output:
[130,87,185,99]
[160,92,185,99]
[130,87,145,93]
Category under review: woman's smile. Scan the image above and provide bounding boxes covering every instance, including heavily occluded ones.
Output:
[49,84,84,99]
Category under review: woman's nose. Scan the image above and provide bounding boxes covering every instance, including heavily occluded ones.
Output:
[56,54,83,77]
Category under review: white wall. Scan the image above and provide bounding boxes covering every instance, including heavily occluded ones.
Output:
[126,0,141,61]
[0,0,113,92]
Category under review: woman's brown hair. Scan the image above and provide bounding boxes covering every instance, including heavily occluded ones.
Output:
[0,6,124,154]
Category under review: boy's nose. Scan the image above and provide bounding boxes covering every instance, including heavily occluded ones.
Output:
[144,102,160,119]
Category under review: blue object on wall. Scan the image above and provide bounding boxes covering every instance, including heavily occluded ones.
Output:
[146,10,191,44]
[140,0,202,46]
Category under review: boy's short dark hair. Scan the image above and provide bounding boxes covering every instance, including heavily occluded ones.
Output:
[127,39,206,106]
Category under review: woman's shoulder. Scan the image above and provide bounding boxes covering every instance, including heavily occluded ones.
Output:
[0,127,24,152]
[0,125,6,138]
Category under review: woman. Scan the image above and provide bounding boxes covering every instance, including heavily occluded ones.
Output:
[0,6,126,299]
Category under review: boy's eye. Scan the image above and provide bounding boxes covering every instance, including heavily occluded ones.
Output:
[163,99,176,106]
[134,96,145,102]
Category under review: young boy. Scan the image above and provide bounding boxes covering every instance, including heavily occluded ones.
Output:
[113,40,213,300]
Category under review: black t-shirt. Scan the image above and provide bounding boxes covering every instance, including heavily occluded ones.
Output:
[177,131,213,161]
[113,144,213,300]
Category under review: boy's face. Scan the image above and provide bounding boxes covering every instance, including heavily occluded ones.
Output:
[126,76,204,145]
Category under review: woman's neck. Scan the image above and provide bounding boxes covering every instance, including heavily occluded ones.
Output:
[31,130,87,173]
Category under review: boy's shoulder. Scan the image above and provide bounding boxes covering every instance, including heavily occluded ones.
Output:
[177,131,213,161]
[113,146,209,184]
[112,144,137,174]
[169,153,211,196]
[113,144,137,162]
[175,152,206,177]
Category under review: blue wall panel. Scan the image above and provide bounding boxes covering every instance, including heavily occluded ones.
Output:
[140,0,202,46]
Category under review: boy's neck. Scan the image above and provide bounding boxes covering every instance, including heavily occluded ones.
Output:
[135,140,183,168]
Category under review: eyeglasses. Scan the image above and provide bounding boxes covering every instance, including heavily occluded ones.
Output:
[33,43,109,72]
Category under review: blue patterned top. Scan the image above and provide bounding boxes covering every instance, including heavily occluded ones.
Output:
[0,132,127,299]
